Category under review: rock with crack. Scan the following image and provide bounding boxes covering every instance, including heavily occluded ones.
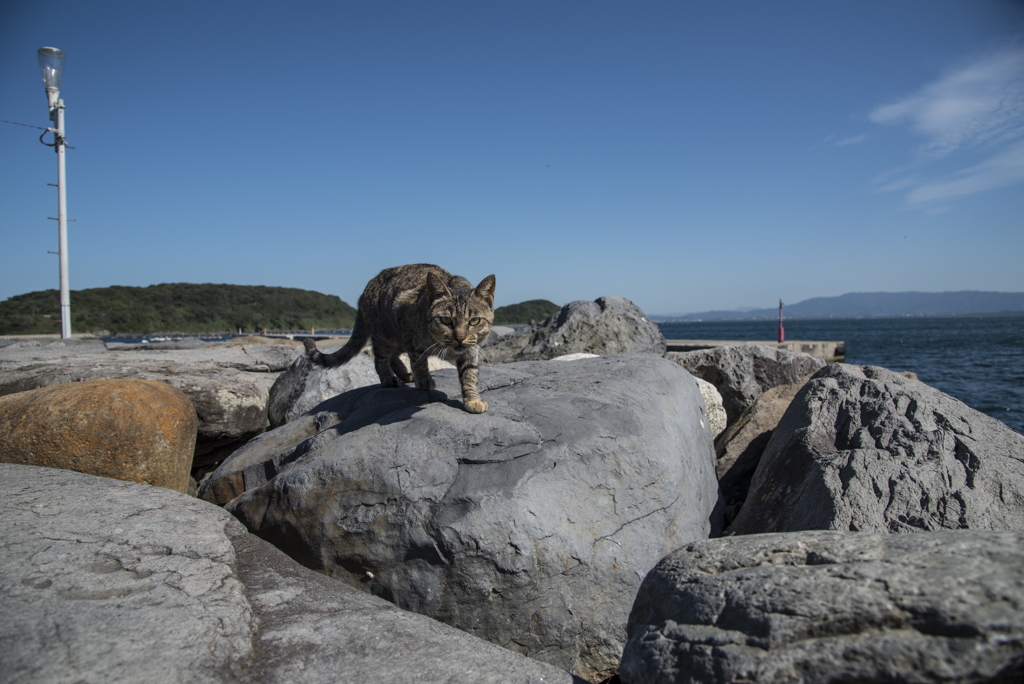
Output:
[729,364,1024,535]
[482,296,666,363]
[0,339,301,470]
[621,530,1024,684]
[665,345,824,426]
[204,354,720,682]
[0,464,582,684]
[712,375,813,526]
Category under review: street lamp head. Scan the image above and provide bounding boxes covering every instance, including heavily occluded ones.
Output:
[37,47,65,111]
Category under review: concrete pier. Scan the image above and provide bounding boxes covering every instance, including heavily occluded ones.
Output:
[665,339,845,362]
[1,332,844,363]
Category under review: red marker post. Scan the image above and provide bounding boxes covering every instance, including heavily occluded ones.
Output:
[778,299,784,344]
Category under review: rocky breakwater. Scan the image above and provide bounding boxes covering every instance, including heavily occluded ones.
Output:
[621,530,1024,684]
[665,345,825,426]
[200,354,721,682]
[0,464,581,684]
[482,296,667,363]
[0,339,311,472]
[617,362,1024,683]
[729,363,1024,535]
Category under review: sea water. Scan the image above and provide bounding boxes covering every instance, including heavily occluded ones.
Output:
[658,316,1024,435]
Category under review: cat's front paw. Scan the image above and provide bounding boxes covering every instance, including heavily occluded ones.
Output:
[463,399,488,414]
[415,376,436,391]
[380,377,402,388]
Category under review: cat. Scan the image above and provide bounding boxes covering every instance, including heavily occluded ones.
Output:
[303,264,496,413]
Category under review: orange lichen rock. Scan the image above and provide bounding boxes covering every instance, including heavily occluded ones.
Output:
[0,379,197,493]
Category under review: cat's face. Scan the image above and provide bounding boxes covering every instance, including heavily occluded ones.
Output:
[428,298,493,353]
[427,275,495,355]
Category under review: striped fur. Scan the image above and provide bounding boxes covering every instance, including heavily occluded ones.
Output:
[304,264,495,413]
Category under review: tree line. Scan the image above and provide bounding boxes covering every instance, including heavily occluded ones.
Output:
[1,284,561,335]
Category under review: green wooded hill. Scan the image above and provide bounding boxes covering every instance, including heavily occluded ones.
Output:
[0,284,357,335]
[493,299,560,325]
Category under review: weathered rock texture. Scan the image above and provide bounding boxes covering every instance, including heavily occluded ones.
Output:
[730,364,1024,535]
[0,379,197,492]
[713,377,811,525]
[665,345,825,426]
[211,355,719,682]
[0,464,580,684]
[267,347,378,428]
[621,530,1024,684]
[695,377,727,438]
[0,339,301,468]
[482,296,666,363]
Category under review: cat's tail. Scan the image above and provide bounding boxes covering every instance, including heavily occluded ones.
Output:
[303,317,368,369]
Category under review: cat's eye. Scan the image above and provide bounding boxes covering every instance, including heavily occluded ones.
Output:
[469,317,481,326]
[439,317,453,326]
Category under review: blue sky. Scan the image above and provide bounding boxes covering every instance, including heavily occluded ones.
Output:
[2,1,1023,316]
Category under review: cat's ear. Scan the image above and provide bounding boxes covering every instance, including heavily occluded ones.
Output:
[426,271,452,302]
[474,275,496,307]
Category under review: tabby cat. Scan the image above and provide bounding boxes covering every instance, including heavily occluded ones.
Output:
[303,264,496,413]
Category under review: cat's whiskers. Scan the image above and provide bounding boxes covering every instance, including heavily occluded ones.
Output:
[415,343,443,366]
[475,344,491,369]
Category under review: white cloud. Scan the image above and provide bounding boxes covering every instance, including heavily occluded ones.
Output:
[868,42,1024,206]
[905,140,1024,203]
[870,44,1024,156]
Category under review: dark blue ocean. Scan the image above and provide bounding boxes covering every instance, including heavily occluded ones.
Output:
[658,316,1024,436]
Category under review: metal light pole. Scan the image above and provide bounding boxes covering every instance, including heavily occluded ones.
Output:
[38,47,71,339]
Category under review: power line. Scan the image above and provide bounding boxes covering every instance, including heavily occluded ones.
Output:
[1,118,49,131]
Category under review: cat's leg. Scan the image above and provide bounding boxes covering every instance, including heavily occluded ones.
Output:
[457,351,487,413]
[389,355,413,383]
[408,345,435,391]
[372,343,402,388]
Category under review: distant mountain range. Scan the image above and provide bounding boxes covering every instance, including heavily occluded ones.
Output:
[654,291,1024,321]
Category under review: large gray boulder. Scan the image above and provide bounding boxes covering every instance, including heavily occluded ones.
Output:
[0,464,580,684]
[729,364,1024,535]
[209,354,720,682]
[0,339,301,468]
[483,296,666,363]
[665,345,825,426]
[621,530,1024,684]
[267,345,378,428]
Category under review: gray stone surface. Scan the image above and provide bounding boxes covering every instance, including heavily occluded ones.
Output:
[729,364,1024,535]
[211,354,719,682]
[483,297,666,363]
[0,464,581,684]
[665,345,825,426]
[695,377,727,438]
[713,376,811,526]
[482,325,518,344]
[0,340,302,466]
[621,530,1024,684]
[267,344,378,428]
